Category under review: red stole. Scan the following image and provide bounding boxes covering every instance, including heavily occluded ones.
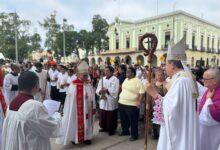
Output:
[9,93,34,111]
[0,89,7,116]
[0,68,6,116]
[73,78,84,143]
[0,68,3,87]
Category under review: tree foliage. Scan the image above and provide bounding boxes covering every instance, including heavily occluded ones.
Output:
[92,14,109,52]
[39,12,60,53]
[0,12,41,61]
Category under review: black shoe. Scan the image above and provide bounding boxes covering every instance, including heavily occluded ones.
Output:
[108,131,115,136]
[99,129,106,132]
[71,141,76,145]
[129,137,138,141]
[83,140,92,145]
[118,132,130,136]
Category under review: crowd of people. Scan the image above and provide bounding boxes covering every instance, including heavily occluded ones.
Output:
[0,38,220,150]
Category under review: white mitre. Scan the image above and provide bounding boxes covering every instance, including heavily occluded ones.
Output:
[77,60,89,74]
[167,37,187,61]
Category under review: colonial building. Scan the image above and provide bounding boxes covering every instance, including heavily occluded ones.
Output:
[88,10,220,67]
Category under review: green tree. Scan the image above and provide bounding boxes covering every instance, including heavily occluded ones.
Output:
[55,30,80,56]
[78,30,95,55]
[39,12,61,54]
[29,33,41,51]
[92,14,109,52]
[0,12,33,61]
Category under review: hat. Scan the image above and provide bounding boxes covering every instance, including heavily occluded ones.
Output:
[49,60,56,66]
[77,60,89,74]
[167,37,187,61]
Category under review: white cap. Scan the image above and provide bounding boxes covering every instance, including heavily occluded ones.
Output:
[167,37,187,61]
[77,60,89,74]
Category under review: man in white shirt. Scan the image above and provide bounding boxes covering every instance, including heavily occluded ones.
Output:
[3,63,20,105]
[34,62,48,102]
[48,64,59,101]
[57,65,68,110]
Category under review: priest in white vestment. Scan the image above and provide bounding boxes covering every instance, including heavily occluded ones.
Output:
[34,62,48,102]
[1,71,62,150]
[199,68,220,150]
[48,64,59,101]
[3,64,20,105]
[56,60,96,145]
[146,38,199,150]
[96,66,119,135]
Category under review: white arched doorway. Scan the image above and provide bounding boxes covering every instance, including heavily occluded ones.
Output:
[91,58,96,65]
[106,57,111,66]
[115,56,121,66]
[98,57,103,65]
[125,55,132,65]
[136,55,145,66]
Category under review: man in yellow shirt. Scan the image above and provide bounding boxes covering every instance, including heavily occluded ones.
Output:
[118,66,145,141]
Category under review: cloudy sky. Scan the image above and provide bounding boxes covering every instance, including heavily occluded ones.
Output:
[1,0,220,45]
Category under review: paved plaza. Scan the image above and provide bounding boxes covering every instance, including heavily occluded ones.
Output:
[51,121,158,150]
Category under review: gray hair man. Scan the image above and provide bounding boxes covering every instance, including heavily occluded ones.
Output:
[199,68,220,150]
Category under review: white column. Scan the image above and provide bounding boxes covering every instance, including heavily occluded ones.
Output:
[132,30,136,48]
[158,24,162,49]
[189,27,192,49]
[197,26,201,50]
[120,32,124,49]
[179,19,183,44]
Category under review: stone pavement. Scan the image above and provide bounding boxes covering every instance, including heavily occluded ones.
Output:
[51,121,158,150]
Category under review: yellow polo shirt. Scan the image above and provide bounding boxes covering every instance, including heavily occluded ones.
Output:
[119,77,145,106]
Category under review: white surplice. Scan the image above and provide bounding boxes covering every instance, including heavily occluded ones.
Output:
[57,72,68,93]
[34,70,48,102]
[45,81,51,99]
[156,71,199,150]
[96,76,119,111]
[1,100,61,150]
[67,74,77,85]
[197,82,207,105]
[56,82,96,145]
[3,73,19,105]
[199,98,220,150]
[48,69,59,87]
[0,93,5,150]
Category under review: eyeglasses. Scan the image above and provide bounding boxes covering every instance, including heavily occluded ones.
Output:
[202,77,216,81]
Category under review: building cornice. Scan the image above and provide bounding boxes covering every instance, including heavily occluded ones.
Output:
[109,10,220,30]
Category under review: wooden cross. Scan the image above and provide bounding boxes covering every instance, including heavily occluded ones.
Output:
[144,38,152,49]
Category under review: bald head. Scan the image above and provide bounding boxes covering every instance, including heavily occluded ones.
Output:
[203,68,220,90]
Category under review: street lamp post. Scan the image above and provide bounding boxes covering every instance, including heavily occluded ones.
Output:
[63,18,67,63]
[14,12,18,63]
